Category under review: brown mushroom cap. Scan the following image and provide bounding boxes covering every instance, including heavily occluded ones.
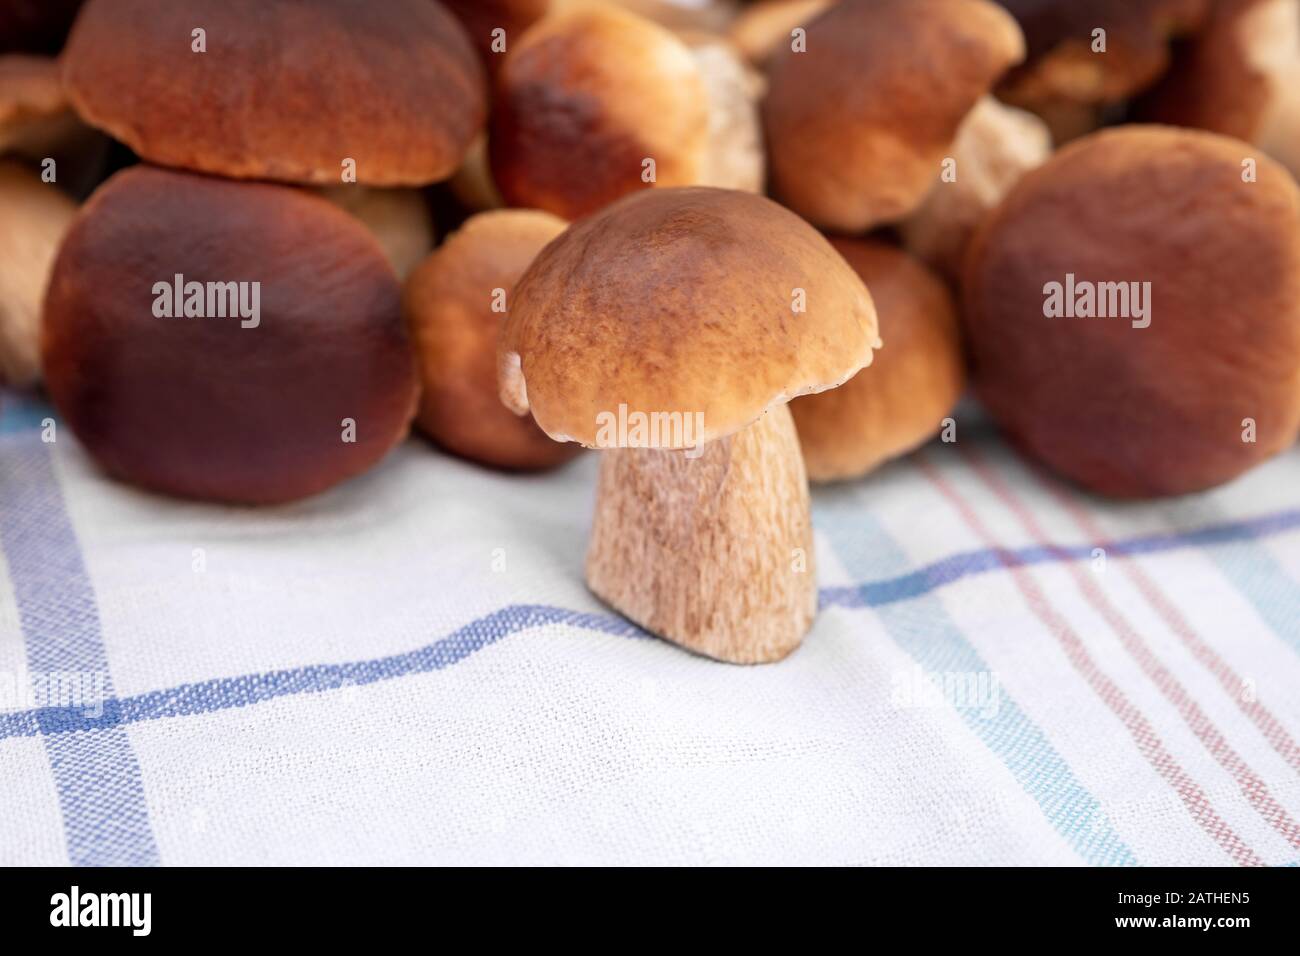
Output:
[0,159,77,387]
[762,0,1025,232]
[489,6,710,220]
[1139,0,1300,178]
[501,186,879,448]
[996,0,1209,109]
[728,0,835,66]
[790,240,965,482]
[404,209,581,471]
[963,125,1300,498]
[42,166,418,504]
[61,0,486,186]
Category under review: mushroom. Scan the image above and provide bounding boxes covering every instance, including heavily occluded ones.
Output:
[315,186,436,281]
[728,0,834,67]
[0,159,77,387]
[0,54,108,196]
[490,5,763,220]
[790,240,964,482]
[995,0,1210,143]
[42,165,419,504]
[761,0,1026,233]
[60,0,486,186]
[1139,0,1300,179]
[962,125,1300,498]
[500,187,879,662]
[404,209,581,471]
[552,0,739,34]
[899,96,1052,282]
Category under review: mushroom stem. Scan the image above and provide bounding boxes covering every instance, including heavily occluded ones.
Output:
[585,403,816,664]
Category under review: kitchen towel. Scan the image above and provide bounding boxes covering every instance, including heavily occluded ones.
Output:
[2,388,1298,866]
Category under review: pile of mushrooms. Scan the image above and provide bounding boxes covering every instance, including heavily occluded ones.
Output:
[3,0,1300,664]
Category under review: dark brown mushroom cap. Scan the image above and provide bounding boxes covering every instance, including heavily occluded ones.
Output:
[61,0,486,186]
[404,209,582,471]
[501,186,879,448]
[995,0,1209,106]
[962,125,1300,498]
[42,165,418,504]
[761,0,1025,232]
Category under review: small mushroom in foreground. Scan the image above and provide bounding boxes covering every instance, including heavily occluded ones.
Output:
[42,166,418,504]
[490,6,762,220]
[761,0,1025,233]
[61,0,486,186]
[0,160,77,387]
[963,126,1300,498]
[1139,0,1300,179]
[404,209,581,471]
[501,187,879,663]
[790,241,964,482]
[899,96,1052,282]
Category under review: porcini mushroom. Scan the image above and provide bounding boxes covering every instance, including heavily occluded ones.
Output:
[441,0,550,74]
[405,209,581,471]
[61,0,486,186]
[42,166,419,504]
[963,125,1300,497]
[728,0,834,67]
[500,187,879,662]
[1140,0,1300,179]
[0,159,77,387]
[490,5,763,220]
[790,240,964,482]
[761,0,1026,233]
[899,96,1052,282]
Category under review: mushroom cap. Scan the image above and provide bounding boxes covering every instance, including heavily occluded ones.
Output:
[762,0,1025,232]
[61,0,486,186]
[489,5,710,220]
[42,165,418,504]
[404,209,581,471]
[790,240,965,481]
[440,0,550,74]
[0,159,77,387]
[963,125,1300,498]
[501,186,879,448]
[997,0,1209,108]
[1139,0,1300,177]
[728,0,835,66]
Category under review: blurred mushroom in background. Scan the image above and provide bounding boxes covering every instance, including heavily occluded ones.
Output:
[404,209,582,472]
[993,0,1210,143]
[790,240,965,482]
[490,5,763,220]
[0,54,108,198]
[553,0,739,34]
[900,96,1052,282]
[441,0,550,75]
[1139,0,1300,179]
[61,0,486,186]
[0,159,76,388]
[762,0,1026,233]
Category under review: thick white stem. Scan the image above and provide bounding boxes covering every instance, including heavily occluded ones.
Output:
[585,403,817,664]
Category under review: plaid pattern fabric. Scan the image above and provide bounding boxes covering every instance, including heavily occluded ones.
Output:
[2,389,1298,866]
